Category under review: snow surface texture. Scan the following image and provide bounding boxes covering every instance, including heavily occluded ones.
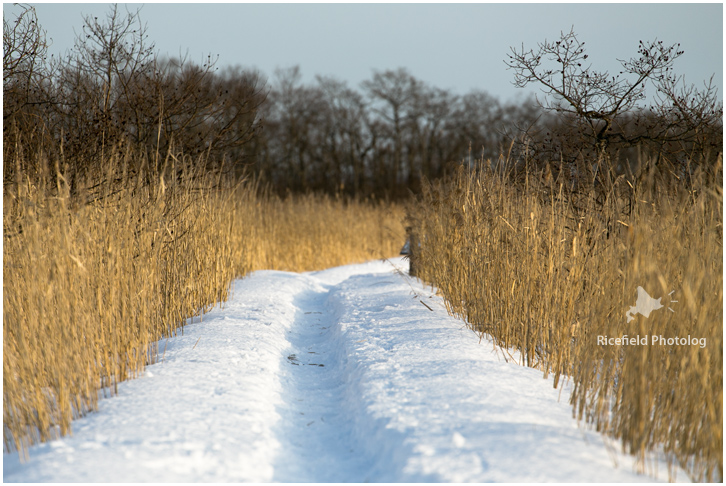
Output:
[4,257,687,482]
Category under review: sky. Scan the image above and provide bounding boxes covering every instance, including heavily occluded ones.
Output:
[4,2,723,103]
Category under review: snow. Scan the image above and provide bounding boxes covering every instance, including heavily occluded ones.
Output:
[3,257,688,482]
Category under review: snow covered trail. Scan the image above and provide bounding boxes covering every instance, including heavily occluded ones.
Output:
[4,258,686,482]
[269,273,372,481]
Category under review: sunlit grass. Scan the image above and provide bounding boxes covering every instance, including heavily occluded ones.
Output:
[408,156,722,481]
[3,149,405,458]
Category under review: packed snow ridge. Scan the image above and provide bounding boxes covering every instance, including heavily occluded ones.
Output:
[4,258,687,482]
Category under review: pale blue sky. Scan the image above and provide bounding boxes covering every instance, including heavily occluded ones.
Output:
[4,3,723,102]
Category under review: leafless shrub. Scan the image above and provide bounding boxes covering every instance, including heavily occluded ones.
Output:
[505,28,722,195]
[3,4,265,196]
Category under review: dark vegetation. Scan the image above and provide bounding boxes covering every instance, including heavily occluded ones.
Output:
[2,4,536,200]
[5,7,720,201]
[247,65,539,198]
[504,27,721,196]
[4,4,265,196]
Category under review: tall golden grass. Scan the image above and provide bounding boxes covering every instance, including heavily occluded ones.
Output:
[3,149,405,458]
[244,192,404,273]
[407,156,722,481]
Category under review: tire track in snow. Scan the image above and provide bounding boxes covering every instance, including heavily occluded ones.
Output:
[270,277,370,482]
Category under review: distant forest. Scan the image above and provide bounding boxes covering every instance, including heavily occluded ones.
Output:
[249,65,543,198]
[5,5,721,200]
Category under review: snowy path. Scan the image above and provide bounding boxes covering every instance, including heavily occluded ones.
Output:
[270,278,371,481]
[4,258,686,482]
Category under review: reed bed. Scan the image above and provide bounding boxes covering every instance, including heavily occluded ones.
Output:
[245,193,405,273]
[3,150,405,458]
[407,158,722,481]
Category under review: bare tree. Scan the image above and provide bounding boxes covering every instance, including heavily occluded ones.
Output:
[3,4,50,119]
[5,4,266,194]
[264,66,327,192]
[145,59,265,171]
[362,68,421,195]
[3,4,57,182]
[315,75,374,195]
[45,4,157,190]
[505,28,722,185]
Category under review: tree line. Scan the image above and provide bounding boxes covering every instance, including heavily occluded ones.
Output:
[246,65,541,198]
[4,5,265,196]
[4,6,721,200]
[3,5,540,200]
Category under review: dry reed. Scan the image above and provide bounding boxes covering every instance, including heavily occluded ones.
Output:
[408,157,722,481]
[243,192,404,273]
[3,149,405,458]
